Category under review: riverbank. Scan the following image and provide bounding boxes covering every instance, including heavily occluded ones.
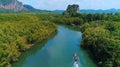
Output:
[12,26,97,67]
[0,14,57,67]
[81,21,120,67]
[12,30,57,67]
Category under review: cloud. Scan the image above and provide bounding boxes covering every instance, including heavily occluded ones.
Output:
[18,0,120,10]
[18,0,81,10]
[34,0,81,10]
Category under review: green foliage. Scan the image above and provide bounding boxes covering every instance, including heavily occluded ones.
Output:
[81,21,120,67]
[81,13,120,22]
[44,13,120,27]
[35,14,84,26]
[51,16,83,25]
[0,14,57,67]
[0,8,13,13]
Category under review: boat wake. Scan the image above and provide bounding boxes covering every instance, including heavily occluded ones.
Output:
[73,53,80,67]
[73,61,79,67]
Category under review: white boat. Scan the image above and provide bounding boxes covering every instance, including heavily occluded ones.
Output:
[73,53,78,62]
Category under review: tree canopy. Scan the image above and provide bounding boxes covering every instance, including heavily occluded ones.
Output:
[81,21,120,67]
[0,14,57,67]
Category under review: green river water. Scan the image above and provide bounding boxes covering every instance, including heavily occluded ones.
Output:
[12,26,97,67]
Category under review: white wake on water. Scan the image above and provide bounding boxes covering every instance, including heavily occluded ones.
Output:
[73,62,79,67]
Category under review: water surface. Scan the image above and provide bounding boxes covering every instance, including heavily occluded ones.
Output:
[12,26,97,67]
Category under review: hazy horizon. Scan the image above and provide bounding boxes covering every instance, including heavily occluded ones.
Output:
[18,0,120,10]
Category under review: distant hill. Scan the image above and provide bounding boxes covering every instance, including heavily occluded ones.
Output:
[23,5,40,12]
[80,9,120,14]
[53,10,64,14]
[0,0,120,14]
[0,0,55,14]
[0,0,29,13]
[53,9,120,14]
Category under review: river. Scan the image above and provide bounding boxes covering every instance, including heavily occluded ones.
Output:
[12,26,97,67]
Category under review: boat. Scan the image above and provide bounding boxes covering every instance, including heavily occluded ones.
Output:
[73,53,78,62]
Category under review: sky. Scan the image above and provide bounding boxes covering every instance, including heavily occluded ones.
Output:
[18,0,120,10]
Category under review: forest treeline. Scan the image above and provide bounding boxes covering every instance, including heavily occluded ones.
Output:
[35,13,120,25]
[81,21,120,67]
[0,14,57,67]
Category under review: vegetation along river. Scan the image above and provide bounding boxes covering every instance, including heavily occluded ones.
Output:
[12,26,97,67]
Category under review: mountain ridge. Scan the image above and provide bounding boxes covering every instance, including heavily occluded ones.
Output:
[0,0,29,12]
[0,0,120,14]
[80,8,120,14]
[53,9,120,14]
